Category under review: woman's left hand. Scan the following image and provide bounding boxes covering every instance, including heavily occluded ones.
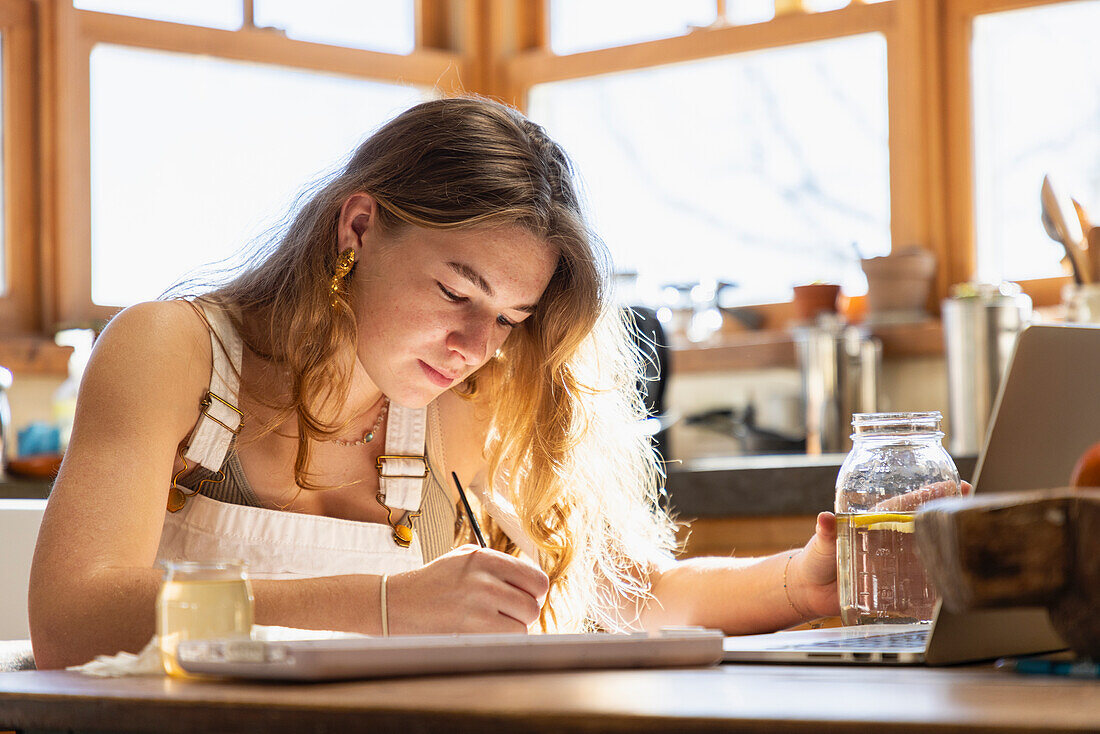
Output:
[787,481,973,621]
[788,512,841,620]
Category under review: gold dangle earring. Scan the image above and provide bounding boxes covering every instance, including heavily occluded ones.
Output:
[330,249,357,307]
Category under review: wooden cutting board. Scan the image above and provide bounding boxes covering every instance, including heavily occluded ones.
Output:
[914,488,1100,659]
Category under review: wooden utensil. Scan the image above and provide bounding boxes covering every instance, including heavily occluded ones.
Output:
[1072,199,1095,281]
[1090,226,1100,283]
[1044,210,1084,283]
[1041,176,1089,283]
[1071,198,1092,236]
[915,489,1100,659]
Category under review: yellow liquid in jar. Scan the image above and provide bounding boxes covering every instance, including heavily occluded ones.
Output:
[836,511,938,626]
[156,578,254,677]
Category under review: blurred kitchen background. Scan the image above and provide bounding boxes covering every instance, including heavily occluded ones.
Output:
[1,0,1099,482]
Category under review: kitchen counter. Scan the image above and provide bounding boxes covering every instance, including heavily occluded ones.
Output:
[1,454,979,518]
[665,453,977,518]
[0,475,50,500]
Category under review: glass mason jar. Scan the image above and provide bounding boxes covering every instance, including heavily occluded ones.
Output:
[156,560,254,677]
[835,412,960,625]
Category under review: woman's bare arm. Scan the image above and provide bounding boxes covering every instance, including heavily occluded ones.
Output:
[641,513,840,634]
[640,482,971,633]
[28,302,384,668]
[30,301,209,666]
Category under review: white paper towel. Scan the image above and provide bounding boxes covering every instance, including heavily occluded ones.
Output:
[67,626,368,677]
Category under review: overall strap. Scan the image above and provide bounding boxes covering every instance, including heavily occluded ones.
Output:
[182,303,243,472]
[376,403,428,512]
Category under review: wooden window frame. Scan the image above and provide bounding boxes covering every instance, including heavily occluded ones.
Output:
[9,0,1088,344]
[500,0,1089,320]
[943,0,1080,308]
[0,0,37,335]
[502,1,949,326]
[44,0,467,326]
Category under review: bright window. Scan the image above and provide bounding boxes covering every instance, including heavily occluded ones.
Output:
[72,0,242,29]
[89,45,427,306]
[803,0,856,12]
[253,0,415,55]
[720,1,889,27]
[723,0,776,25]
[528,32,890,306]
[549,0,716,55]
[971,0,1100,283]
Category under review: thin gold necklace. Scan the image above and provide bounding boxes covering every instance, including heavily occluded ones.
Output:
[327,398,389,446]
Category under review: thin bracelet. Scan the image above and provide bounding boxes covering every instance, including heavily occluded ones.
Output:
[379,574,389,637]
[782,552,800,616]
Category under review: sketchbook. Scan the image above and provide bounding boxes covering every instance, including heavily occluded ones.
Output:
[176,627,725,681]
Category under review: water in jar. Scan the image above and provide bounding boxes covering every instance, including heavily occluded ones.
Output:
[157,567,253,676]
[836,511,939,625]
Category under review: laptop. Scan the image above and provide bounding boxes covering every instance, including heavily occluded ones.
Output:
[723,323,1096,665]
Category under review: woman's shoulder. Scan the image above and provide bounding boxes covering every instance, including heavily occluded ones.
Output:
[100,299,211,354]
[92,300,214,390]
[70,300,217,446]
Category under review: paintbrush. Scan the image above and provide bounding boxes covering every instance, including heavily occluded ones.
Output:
[452,471,486,548]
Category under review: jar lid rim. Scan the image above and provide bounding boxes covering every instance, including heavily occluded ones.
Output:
[852,411,941,424]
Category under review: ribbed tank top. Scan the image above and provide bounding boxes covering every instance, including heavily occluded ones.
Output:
[174,326,459,565]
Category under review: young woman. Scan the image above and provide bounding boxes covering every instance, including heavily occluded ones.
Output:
[29,97,840,669]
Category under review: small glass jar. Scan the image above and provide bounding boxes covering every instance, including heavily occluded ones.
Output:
[1061,283,1100,324]
[156,560,254,677]
[835,412,960,625]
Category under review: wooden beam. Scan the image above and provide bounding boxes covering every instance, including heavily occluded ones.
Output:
[462,0,549,109]
[0,0,32,25]
[0,0,39,335]
[952,0,1074,13]
[51,2,93,325]
[919,0,952,306]
[77,9,463,88]
[35,0,62,331]
[943,0,978,290]
[885,0,952,311]
[416,0,451,50]
[507,2,893,88]
[513,0,547,54]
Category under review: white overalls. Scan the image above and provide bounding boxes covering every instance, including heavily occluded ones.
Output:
[154,304,537,581]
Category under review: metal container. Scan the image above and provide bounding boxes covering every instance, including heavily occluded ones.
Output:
[941,283,1032,456]
[794,318,882,454]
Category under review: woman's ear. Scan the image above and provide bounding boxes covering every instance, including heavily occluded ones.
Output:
[337,193,377,254]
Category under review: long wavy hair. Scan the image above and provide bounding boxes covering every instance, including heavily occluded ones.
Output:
[199,96,678,631]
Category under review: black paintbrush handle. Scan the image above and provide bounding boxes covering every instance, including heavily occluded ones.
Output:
[452,471,487,548]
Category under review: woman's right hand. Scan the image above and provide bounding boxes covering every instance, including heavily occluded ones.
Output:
[385,545,549,634]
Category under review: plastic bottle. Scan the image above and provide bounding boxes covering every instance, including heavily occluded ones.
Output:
[52,328,95,452]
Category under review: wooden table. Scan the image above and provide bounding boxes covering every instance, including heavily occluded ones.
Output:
[1,663,1097,734]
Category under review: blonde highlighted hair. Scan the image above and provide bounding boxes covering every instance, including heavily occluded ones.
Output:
[202,96,678,630]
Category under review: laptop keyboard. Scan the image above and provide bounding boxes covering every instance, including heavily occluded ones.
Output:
[781,629,929,651]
